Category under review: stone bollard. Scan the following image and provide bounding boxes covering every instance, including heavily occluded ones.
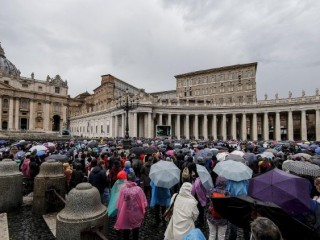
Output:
[0,159,23,212]
[33,160,66,215]
[56,183,108,240]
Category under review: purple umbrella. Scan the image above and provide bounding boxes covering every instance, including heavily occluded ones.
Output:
[249,168,311,215]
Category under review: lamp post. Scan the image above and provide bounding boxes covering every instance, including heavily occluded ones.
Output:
[116,88,139,148]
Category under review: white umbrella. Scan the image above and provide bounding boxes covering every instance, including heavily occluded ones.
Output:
[196,164,213,190]
[213,160,253,182]
[30,145,47,152]
[149,160,180,188]
[231,150,245,157]
[216,152,229,161]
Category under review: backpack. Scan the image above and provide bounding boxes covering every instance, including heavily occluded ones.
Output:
[182,167,190,182]
[209,192,225,219]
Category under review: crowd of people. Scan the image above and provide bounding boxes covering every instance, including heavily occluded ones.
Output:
[1,138,320,239]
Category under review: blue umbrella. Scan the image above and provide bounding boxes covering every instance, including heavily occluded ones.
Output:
[36,151,46,156]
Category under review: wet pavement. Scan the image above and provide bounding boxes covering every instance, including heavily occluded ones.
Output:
[6,196,208,240]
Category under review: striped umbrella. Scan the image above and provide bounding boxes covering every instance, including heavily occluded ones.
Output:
[282,160,320,177]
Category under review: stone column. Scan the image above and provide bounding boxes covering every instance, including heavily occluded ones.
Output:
[43,102,50,131]
[275,112,281,141]
[203,114,208,140]
[251,113,258,141]
[212,114,217,140]
[194,114,199,139]
[301,110,307,140]
[15,98,19,130]
[158,113,163,126]
[232,114,237,140]
[114,115,118,137]
[122,113,125,137]
[8,98,14,130]
[62,104,67,130]
[148,112,153,138]
[0,98,2,130]
[29,100,34,130]
[316,109,320,141]
[287,111,294,141]
[221,114,227,140]
[185,114,190,139]
[133,112,138,137]
[263,112,269,141]
[241,113,247,140]
[167,113,172,127]
[176,114,180,139]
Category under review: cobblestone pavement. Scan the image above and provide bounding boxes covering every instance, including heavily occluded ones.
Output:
[7,205,55,240]
[7,201,208,240]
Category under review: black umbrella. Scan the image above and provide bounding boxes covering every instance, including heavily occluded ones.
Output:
[45,154,69,163]
[212,196,317,240]
[144,146,158,155]
[130,147,145,155]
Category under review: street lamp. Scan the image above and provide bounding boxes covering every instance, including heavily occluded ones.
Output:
[116,88,139,148]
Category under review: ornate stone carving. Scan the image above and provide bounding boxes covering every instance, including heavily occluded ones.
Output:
[264,94,268,100]
[288,91,292,98]
[316,88,319,96]
[302,89,305,97]
[31,72,34,79]
[275,93,278,99]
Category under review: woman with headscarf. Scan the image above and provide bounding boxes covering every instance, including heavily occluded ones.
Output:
[108,170,127,217]
[164,182,199,240]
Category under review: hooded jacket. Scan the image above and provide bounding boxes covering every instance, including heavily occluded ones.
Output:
[88,166,108,193]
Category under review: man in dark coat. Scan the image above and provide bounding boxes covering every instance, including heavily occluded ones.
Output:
[88,160,109,203]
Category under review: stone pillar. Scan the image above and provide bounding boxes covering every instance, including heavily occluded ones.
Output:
[0,97,2,130]
[8,98,14,130]
[316,109,320,141]
[251,113,258,141]
[241,113,247,140]
[275,112,281,141]
[185,114,190,139]
[133,112,138,137]
[263,112,269,141]
[15,98,19,130]
[43,102,50,131]
[62,104,67,130]
[29,100,34,130]
[231,114,237,140]
[301,110,307,140]
[212,114,217,140]
[287,111,294,141]
[203,114,208,140]
[122,113,125,137]
[158,113,163,126]
[194,114,199,139]
[148,112,153,138]
[176,114,180,139]
[221,114,227,140]
[114,115,118,137]
[167,113,171,127]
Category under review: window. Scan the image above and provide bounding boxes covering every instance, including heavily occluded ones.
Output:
[220,74,224,81]
[22,84,28,88]
[38,86,43,91]
[4,81,9,85]
[248,70,253,77]
[20,99,29,109]
[228,72,233,80]
[211,75,215,82]
[3,99,9,108]
[55,87,60,93]
[101,125,104,133]
[53,103,61,112]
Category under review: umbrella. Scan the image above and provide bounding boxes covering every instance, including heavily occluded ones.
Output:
[30,145,47,152]
[0,147,9,152]
[166,150,175,156]
[130,147,145,155]
[230,150,244,157]
[36,151,46,157]
[249,168,311,215]
[45,154,69,163]
[293,153,312,161]
[144,146,158,154]
[211,195,317,240]
[265,148,277,154]
[87,140,98,148]
[216,152,229,161]
[43,142,55,148]
[213,160,253,182]
[225,154,245,163]
[14,151,25,159]
[282,160,320,177]
[196,164,213,190]
[149,160,180,188]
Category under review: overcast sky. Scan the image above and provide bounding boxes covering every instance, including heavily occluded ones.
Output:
[1,0,319,99]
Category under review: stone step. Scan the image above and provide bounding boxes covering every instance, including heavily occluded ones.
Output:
[43,212,57,237]
[0,213,9,240]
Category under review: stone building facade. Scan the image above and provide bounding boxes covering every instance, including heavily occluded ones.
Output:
[69,63,320,141]
[0,43,68,132]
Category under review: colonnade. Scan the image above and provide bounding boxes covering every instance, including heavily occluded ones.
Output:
[110,109,320,141]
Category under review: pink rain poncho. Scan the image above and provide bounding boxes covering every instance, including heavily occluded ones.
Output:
[114,181,147,230]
